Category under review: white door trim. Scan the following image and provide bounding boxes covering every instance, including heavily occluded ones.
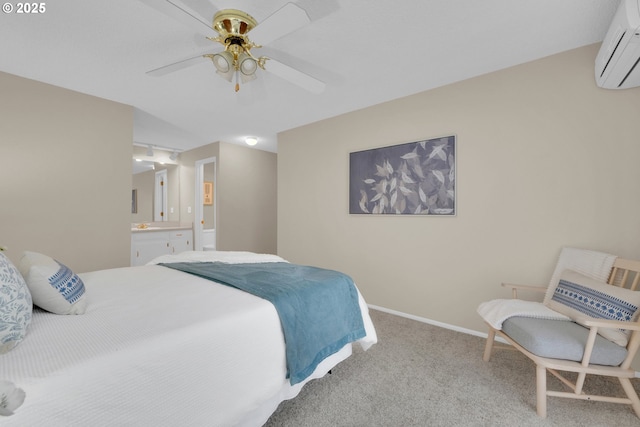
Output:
[154,169,168,222]
[194,157,216,250]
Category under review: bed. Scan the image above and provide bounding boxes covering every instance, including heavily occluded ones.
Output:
[0,250,377,426]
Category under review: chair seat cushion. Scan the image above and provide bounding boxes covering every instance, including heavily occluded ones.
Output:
[502,317,628,366]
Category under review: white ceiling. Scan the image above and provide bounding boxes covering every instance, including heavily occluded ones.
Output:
[0,0,620,153]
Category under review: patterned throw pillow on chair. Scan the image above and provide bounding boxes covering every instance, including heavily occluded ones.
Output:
[545,269,640,346]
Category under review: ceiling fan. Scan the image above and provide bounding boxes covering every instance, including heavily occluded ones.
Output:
[141,1,325,94]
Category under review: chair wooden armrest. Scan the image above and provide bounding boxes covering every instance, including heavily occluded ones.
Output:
[570,316,640,369]
[576,317,640,332]
[501,282,547,299]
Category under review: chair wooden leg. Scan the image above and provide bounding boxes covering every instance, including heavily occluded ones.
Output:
[536,365,547,418]
[483,328,496,362]
[619,378,640,418]
[575,372,587,395]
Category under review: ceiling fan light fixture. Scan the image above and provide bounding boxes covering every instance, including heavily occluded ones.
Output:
[211,51,233,73]
[217,68,235,82]
[210,51,235,82]
[238,53,257,76]
[245,136,258,146]
[148,5,324,94]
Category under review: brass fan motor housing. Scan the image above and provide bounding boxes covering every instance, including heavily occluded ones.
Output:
[213,9,258,39]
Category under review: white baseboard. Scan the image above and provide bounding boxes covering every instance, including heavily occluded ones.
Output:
[368,304,508,343]
[367,304,640,378]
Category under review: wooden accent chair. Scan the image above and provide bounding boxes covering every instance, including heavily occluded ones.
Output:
[481,257,640,418]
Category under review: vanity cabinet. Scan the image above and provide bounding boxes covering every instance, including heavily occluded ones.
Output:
[131,229,193,266]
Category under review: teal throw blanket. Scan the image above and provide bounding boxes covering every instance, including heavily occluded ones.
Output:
[159,261,366,385]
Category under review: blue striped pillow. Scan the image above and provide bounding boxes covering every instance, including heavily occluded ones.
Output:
[19,251,87,315]
[546,269,640,346]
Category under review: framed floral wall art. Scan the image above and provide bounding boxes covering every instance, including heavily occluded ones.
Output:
[203,181,213,205]
[349,135,456,215]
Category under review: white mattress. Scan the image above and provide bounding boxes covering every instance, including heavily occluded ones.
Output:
[0,252,377,426]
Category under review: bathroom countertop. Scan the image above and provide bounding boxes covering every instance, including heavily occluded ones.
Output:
[131,224,192,233]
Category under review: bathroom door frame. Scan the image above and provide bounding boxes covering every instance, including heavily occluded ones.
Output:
[194,157,216,251]
[154,169,168,222]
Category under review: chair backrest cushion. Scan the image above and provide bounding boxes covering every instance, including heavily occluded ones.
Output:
[545,269,640,347]
[543,247,617,304]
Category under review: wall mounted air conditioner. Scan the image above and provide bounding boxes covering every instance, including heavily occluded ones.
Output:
[595,0,640,89]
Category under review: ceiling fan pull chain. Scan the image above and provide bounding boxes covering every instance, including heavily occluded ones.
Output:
[234,70,240,92]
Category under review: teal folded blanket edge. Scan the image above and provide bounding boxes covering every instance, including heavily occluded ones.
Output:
[159,261,366,385]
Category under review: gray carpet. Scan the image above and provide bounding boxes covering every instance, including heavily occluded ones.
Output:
[264,309,640,427]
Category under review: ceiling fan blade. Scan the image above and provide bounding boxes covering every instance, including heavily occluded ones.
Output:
[250,3,311,45]
[138,0,215,37]
[265,59,325,94]
[147,53,210,76]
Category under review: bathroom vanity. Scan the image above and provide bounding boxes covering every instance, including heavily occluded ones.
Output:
[131,223,193,266]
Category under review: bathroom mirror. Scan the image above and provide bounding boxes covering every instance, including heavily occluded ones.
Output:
[132,162,180,223]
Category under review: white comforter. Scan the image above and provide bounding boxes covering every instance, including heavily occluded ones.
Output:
[0,251,377,426]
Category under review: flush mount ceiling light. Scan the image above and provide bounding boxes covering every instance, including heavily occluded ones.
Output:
[245,136,258,146]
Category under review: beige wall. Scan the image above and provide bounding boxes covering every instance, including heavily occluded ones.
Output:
[179,141,277,254]
[217,142,277,254]
[0,71,132,272]
[277,44,640,334]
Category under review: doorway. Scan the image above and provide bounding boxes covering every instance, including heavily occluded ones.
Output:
[194,157,216,251]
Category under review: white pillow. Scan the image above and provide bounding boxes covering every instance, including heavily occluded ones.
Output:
[0,252,32,354]
[19,251,87,315]
[545,269,640,347]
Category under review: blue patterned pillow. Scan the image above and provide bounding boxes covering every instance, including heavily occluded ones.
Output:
[19,251,87,315]
[0,253,33,354]
[546,269,640,346]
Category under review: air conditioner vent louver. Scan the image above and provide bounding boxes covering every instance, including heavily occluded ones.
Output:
[618,55,640,87]
[599,31,626,79]
[595,0,640,89]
